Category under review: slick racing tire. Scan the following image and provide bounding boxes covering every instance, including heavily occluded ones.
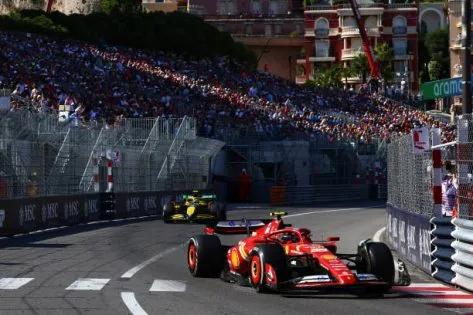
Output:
[162,202,173,223]
[358,242,395,290]
[188,234,224,277]
[249,244,288,293]
[209,202,227,221]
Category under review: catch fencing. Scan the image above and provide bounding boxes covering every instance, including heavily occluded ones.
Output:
[0,108,223,199]
[387,134,433,217]
[386,115,473,293]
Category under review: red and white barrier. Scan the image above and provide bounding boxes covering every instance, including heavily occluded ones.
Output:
[106,158,113,192]
[431,128,442,217]
[92,151,99,192]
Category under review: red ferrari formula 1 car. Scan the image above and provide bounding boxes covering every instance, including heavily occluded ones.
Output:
[187,212,411,294]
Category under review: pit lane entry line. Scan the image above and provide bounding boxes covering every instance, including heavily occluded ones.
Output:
[121,292,148,315]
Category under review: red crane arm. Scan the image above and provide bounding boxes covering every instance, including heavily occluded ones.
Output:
[348,0,381,80]
[47,0,54,13]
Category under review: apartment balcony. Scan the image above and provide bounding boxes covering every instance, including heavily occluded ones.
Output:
[392,26,407,36]
[341,27,379,37]
[297,59,306,64]
[309,56,336,62]
[304,28,338,37]
[204,13,304,22]
[341,48,364,60]
[450,38,462,50]
[383,26,416,35]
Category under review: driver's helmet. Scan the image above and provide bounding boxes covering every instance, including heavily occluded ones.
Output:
[191,190,201,197]
[280,233,298,244]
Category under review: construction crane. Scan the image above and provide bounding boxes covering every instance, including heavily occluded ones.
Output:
[348,0,381,91]
[47,0,54,13]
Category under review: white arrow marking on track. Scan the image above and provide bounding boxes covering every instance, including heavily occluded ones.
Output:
[121,292,148,315]
[121,244,185,279]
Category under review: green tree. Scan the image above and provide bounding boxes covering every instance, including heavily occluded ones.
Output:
[340,66,353,90]
[101,0,142,14]
[428,59,445,81]
[350,54,370,83]
[374,43,393,83]
[425,28,449,80]
[310,64,343,89]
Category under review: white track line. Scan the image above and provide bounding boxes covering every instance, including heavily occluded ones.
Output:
[121,244,185,279]
[121,292,148,315]
[0,278,34,290]
[373,227,386,242]
[284,204,384,218]
[66,278,110,291]
[150,280,186,292]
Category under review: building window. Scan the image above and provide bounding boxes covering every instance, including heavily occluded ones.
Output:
[275,24,282,34]
[315,40,329,58]
[251,0,261,14]
[296,24,302,34]
[392,16,407,35]
[315,18,329,37]
[394,61,407,74]
[217,0,236,15]
[393,39,407,56]
[365,16,377,29]
[246,24,253,35]
[269,0,281,15]
[351,37,362,50]
[343,16,356,28]
[265,24,273,36]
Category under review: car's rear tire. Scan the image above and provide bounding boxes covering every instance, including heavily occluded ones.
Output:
[162,202,173,223]
[249,243,288,293]
[358,241,394,293]
[188,234,223,277]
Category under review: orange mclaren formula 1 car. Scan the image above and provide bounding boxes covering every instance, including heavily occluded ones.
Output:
[187,212,411,295]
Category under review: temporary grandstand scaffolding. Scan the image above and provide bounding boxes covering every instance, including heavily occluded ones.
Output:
[0,109,223,199]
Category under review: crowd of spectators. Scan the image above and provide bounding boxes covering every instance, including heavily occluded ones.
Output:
[0,31,456,145]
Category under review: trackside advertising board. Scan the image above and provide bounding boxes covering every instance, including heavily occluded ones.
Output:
[421,77,471,100]
[386,204,431,273]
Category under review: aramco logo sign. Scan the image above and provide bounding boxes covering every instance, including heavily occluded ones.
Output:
[421,77,469,100]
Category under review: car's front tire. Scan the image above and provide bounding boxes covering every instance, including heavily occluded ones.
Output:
[188,234,223,277]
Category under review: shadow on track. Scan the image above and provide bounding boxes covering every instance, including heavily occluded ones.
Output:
[0,216,160,249]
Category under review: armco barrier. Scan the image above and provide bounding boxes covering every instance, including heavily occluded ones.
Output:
[0,189,209,237]
[430,217,455,284]
[451,218,473,291]
[386,204,432,273]
[270,185,369,205]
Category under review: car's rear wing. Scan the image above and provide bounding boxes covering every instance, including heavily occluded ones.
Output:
[207,219,270,235]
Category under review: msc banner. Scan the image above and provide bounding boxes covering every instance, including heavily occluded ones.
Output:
[386,204,431,273]
[0,189,212,237]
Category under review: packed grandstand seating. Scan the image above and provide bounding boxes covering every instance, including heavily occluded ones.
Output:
[0,31,456,144]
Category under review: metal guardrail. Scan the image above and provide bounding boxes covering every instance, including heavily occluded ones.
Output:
[451,218,473,291]
[430,217,455,284]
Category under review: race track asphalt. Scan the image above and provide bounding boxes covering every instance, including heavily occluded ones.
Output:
[0,200,453,315]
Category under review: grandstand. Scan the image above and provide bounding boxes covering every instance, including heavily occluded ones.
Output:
[0,29,457,199]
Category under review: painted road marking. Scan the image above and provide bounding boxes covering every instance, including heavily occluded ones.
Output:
[284,204,384,218]
[149,280,186,292]
[0,278,34,290]
[121,292,148,315]
[121,244,185,279]
[393,283,473,313]
[66,278,110,291]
